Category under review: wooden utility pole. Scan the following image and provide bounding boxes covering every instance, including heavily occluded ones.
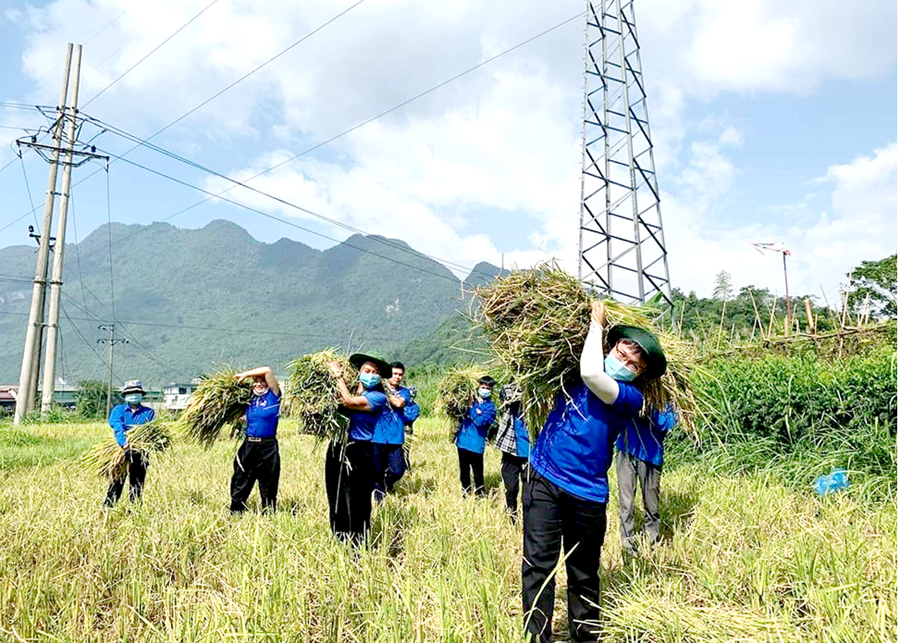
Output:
[41,44,84,415]
[13,45,73,424]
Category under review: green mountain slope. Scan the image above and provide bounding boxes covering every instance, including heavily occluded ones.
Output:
[0,220,500,388]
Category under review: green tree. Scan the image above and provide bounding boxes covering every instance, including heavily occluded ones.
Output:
[846,254,897,320]
[76,380,112,419]
[713,271,733,302]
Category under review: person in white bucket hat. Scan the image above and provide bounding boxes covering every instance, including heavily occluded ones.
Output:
[104,379,155,506]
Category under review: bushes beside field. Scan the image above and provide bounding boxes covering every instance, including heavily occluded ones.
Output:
[669,345,897,496]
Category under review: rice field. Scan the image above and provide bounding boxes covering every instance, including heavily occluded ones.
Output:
[0,418,894,642]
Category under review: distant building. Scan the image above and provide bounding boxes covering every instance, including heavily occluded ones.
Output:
[0,386,18,414]
[163,381,199,412]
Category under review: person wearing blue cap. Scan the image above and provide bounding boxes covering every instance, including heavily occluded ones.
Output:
[229,366,281,514]
[326,353,392,545]
[616,406,678,557]
[104,379,155,506]
[522,301,668,643]
[455,375,497,497]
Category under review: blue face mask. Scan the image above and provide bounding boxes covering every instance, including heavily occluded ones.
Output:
[124,393,143,405]
[604,353,637,382]
[359,373,381,389]
[478,387,492,399]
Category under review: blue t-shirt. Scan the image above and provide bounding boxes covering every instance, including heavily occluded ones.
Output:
[530,380,643,503]
[513,414,531,458]
[347,390,388,442]
[108,403,156,447]
[456,398,497,455]
[616,407,677,467]
[372,403,405,445]
[245,390,281,438]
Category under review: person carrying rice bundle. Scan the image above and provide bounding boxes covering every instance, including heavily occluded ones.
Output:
[494,378,530,520]
[454,375,497,497]
[104,379,155,507]
[522,300,667,643]
[325,353,391,545]
[372,362,419,502]
[229,366,281,514]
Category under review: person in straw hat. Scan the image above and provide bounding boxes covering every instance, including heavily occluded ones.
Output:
[522,300,667,643]
[104,379,156,506]
[326,353,392,545]
[230,366,281,514]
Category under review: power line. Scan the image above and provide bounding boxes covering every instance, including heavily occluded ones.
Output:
[59,305,120,382]
[0,309,398,342]
[81,0,224,109]
[140,0,369,144]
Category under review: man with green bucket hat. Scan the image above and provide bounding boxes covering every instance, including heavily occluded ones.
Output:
[523,301,667,643]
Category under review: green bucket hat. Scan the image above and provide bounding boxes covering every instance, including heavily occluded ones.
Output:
[349,353,392,379]
[607,325,667,380]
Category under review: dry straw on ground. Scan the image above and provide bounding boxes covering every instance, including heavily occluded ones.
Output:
[282,349,355,440]
[473,262,705,435]
[176,369,253,447]
[81,419,172,480]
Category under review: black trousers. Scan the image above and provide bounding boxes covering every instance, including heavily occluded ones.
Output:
[325,440,375,545]
[500,452,529,517]
[104,450,147,506]
[230,438,280,513]
[522,471,607,643]
[457,447,485,496]
[372,443,406,501]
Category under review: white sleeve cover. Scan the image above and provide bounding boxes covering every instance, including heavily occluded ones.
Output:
[580,322,619,405]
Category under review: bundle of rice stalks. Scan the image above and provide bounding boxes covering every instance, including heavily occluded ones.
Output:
[176,368,253,447]
[435,365,487,423]
[82,419,172,480]
[473,262,707,435]
[282,349,354,440]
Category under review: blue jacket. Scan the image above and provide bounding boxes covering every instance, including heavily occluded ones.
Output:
[108,403,156,448]
[455,398,497,455]
[616,407,677,467]
[396,387,420,426]
[530,380,642,503]
[372,404,405,445]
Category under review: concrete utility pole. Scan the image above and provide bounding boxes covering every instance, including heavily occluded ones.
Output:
[13,45,73,424]
[40,44,84,415]
[98,324,128,415]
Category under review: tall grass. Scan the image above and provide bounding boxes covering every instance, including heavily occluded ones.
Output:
[0,418,894,642]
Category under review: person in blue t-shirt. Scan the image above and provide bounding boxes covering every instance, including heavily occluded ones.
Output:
[494,380,530,519]
[326,353,392,545]
[372,362,419,502]
[230,366,281,514]
[455,375,497,497]
[104,379,156,506]
[616,406,677,557]
[523,301,668,643]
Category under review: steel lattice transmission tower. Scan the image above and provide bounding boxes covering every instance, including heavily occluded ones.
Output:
[578,0,671,304]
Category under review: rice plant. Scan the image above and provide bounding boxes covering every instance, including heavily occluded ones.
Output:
[282,349,354,440]
[176,368,253,447]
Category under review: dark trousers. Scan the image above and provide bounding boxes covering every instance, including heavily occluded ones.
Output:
[500,452,528,518]
[104,450,147,506]
[373,443,406,502]
[230,438,280,513]
[325,440,375,545]
[616,450,662,552]
[457,447,485,496]
[522,471,607,643]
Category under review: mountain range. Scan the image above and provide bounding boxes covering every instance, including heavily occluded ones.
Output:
[0,220,503,388]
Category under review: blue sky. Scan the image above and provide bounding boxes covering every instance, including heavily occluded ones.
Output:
[0,0,896,304]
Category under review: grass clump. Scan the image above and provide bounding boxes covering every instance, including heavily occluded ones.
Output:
[80,419,172,480]
[473,263,705,434]
[282,349,354,440]
[176,369,252,447]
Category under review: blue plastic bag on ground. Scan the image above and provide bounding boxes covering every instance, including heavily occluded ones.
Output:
[814,468,849,495]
